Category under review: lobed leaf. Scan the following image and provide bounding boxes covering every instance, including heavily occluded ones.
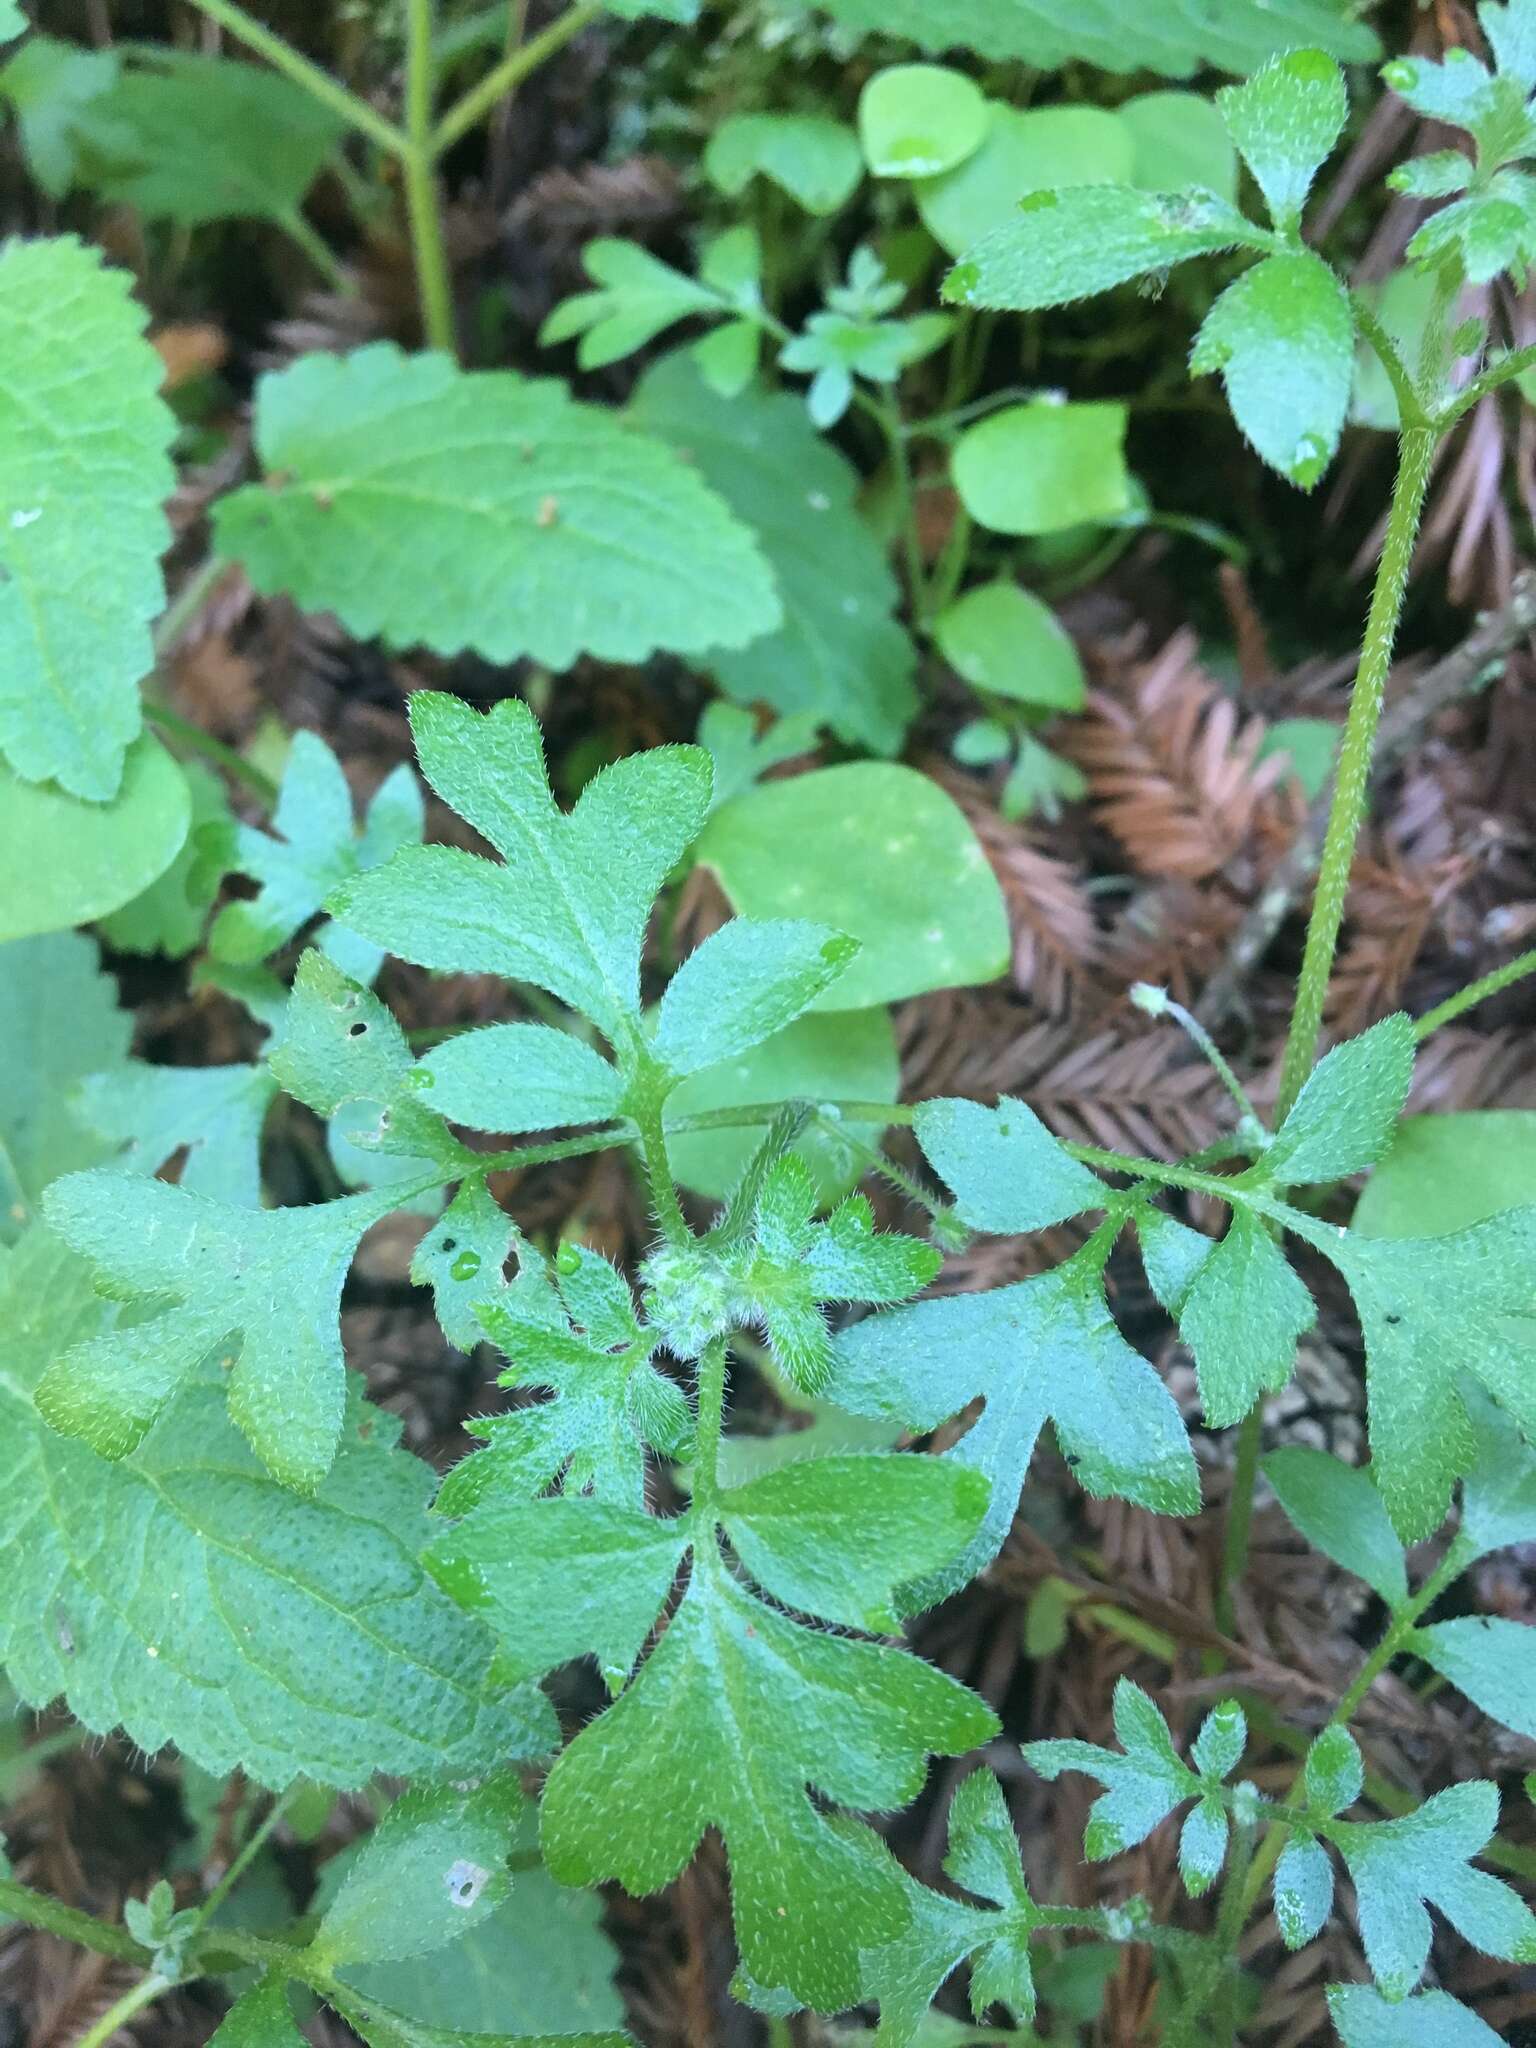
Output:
[76,1060,278,1209]
[915,1095,1107,1234]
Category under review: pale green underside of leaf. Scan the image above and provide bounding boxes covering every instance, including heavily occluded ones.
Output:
[1328,1986,1503,2048]
[76,1059,278,1208]
[0,1226,553,1788]
[0,931,131,1240]
[630,354,918,756]
[214,344,780,670]
[828,1263,1199,1607]
[0,236,175,799]
[782,0,1378,73]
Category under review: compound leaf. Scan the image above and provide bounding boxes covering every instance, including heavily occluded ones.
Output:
[1026,1678,1198,1860]
[212,732,424,983]
[40,1168,410,1491]
[1327,1782,1536,1998]
[332,693,712,1049]
[778,0,1379,74]
[630,354,918,756]
[0,1224,554,1789]
[828,1245,1199,1607]
[0,236,175,799]
[214,345,779,669]
[539,239,717,368]
[539,1546,996,2011]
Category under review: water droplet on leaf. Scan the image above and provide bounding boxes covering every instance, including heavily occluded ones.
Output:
[1289,433,1329,487]
[450,1250,482,1281]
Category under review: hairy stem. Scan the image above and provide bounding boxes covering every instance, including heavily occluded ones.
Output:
[403,0,455,354]
[1239,1544,1467,1918]
[432,0,604,155]
[690,1336,730,1512]
[1414,944,1536,1038]
[1273,422,1438,1122]
[184,0,407,154]
[1216,1409,1262,1639]
[0,1878,146,1965]
[74,1973,173,2048]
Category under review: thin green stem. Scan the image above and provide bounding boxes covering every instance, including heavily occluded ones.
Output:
[143,704,279,807]
[631,1080,689,1248]
[431,0,604,155]
[183,0,408,155]
[1413,945,1536,1039]
[192,1787,297,1937]
[153,559,227,660]
[73,1973,173,2048]
[873,393,927,621]
[403,0,455,354]
[276,206,352,293]
[1216,1409,1263,1639]
[0,1878,146,1964]
[1351,295,1430,431]
[1133,985,1265,1136]
[1239,1545,1467,1919]
[1274,423,1438,1122]
[1438,337,1536,426]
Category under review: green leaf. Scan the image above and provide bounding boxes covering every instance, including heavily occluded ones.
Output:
[1178,1796,1229,1897]
[0,236,175,798]
[0,932,130,1240]
[1261,1447,1407,1607]
[916,1095,1107,1234]
[333,693,711,1048]
[704,113,861,215]
[859,64,987,179]
[539,239,718,369]
[0,1224,554,1788]
[1456,1384,1536,1562]
[1026,1678,1199,1860]
[655,921,857,1078]
[212,733,423,981]
[719,1453,985,1633]
[40,1168,409,1491]
[70,48,344,225]
[0,35,120,199]
[332,1811,624,2038]
[208,1975,307,2047]
[1328,1782,1536,1998]
[1274,1832,1334,1949]
[696,762,1008,1009]
[1414,1616,1536,1741]
[416,1024,624,1135]
[76,1060,277,1208]
[1328,1987,1504,2048]
[1257,715,1339,799]
[1175,1206,1315,1426]
[780,0,1379,75]
[644,1153,940,1396]
[1191,1698,1247,1781]
[1121,90,1238,203]
[409,1178,521,1352]
[1216,50,1347,230]
[933,582,1085,712]
[954,402,1131,536]
[629,354,918,756]
[97,761,236,959]
[917,104,1134,258]
[829,1243,1200,1607]
[1405,169,1536,286]
[538,1543,997,2010]
[1354,1109,1536,1237]
[1304,1726,1363,1817]
[1189,252,1355,487]
[663,1006,900,1207]
[0,736,191,942]
[1383,45,1536,169]
[434,1239,690,1510]
[214,345,779,670]
[943,186,1261,312]
[312,1776,524,1969]
[696,703,821,813]
[0,4,25,44]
